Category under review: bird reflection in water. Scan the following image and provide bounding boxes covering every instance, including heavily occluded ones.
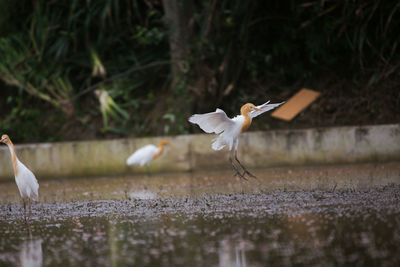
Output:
[20,224,43,267]
[218,239,248,267]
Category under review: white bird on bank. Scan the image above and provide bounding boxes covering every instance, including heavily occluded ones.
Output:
[126,139,173,167]
[188,100,284,179]
[0,134,39,220]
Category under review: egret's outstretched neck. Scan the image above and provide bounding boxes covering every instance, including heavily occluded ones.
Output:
[6,141,18,176]
[152,144,165,160]
[240,106,252,133]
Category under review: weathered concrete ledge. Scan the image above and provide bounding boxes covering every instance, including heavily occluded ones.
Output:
[0,124,399,180]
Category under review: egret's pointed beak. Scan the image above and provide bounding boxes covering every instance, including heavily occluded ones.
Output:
[168,143,176,150]
[255,107,263,111]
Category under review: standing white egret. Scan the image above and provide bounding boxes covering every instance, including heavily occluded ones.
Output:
[188,100,284,179]
[0,134,39,220]
[126,139,173,168]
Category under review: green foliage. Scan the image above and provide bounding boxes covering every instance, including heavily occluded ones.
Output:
[0,0,169,140]
[181,0,399,117]
[0,0,399,141]
[133,25,166,45]
[0,94,53,142]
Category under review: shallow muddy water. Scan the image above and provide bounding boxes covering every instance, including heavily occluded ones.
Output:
[0,163,400,266]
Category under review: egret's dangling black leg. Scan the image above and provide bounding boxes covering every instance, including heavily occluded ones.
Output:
[28,198,31,218]
[229,152,248,180]
[234,150,257,179]
[23,199,27,221]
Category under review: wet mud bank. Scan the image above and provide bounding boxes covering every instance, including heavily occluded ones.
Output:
[1,184,399,221]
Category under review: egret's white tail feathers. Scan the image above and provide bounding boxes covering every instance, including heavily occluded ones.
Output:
[31,190,39,201]
[20,183,39,201]
[27,184,39,201]
[211,130,235,151]
[30,178,39,201]
[212,137,225,150]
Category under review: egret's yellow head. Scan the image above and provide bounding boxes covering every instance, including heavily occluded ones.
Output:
[0,134,11,145]
[240,103,263,115]
[158,139,175,149]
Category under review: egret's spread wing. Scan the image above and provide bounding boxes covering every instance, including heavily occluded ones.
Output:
[188,108,234,134]
[249,101,285,118]
[126,144,158,166]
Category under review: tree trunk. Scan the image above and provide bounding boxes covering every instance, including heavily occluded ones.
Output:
[162,0,195,88]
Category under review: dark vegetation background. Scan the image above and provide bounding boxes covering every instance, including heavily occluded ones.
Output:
[0,0,399,142]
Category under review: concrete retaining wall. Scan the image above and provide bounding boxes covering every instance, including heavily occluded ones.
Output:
[0,124,399,180]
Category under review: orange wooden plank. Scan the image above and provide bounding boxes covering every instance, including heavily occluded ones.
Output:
[271,88,320,121]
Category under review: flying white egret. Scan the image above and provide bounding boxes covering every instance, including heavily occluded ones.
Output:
[126,139,173,168]
[188,100,284,179]
[0,134,39,220]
